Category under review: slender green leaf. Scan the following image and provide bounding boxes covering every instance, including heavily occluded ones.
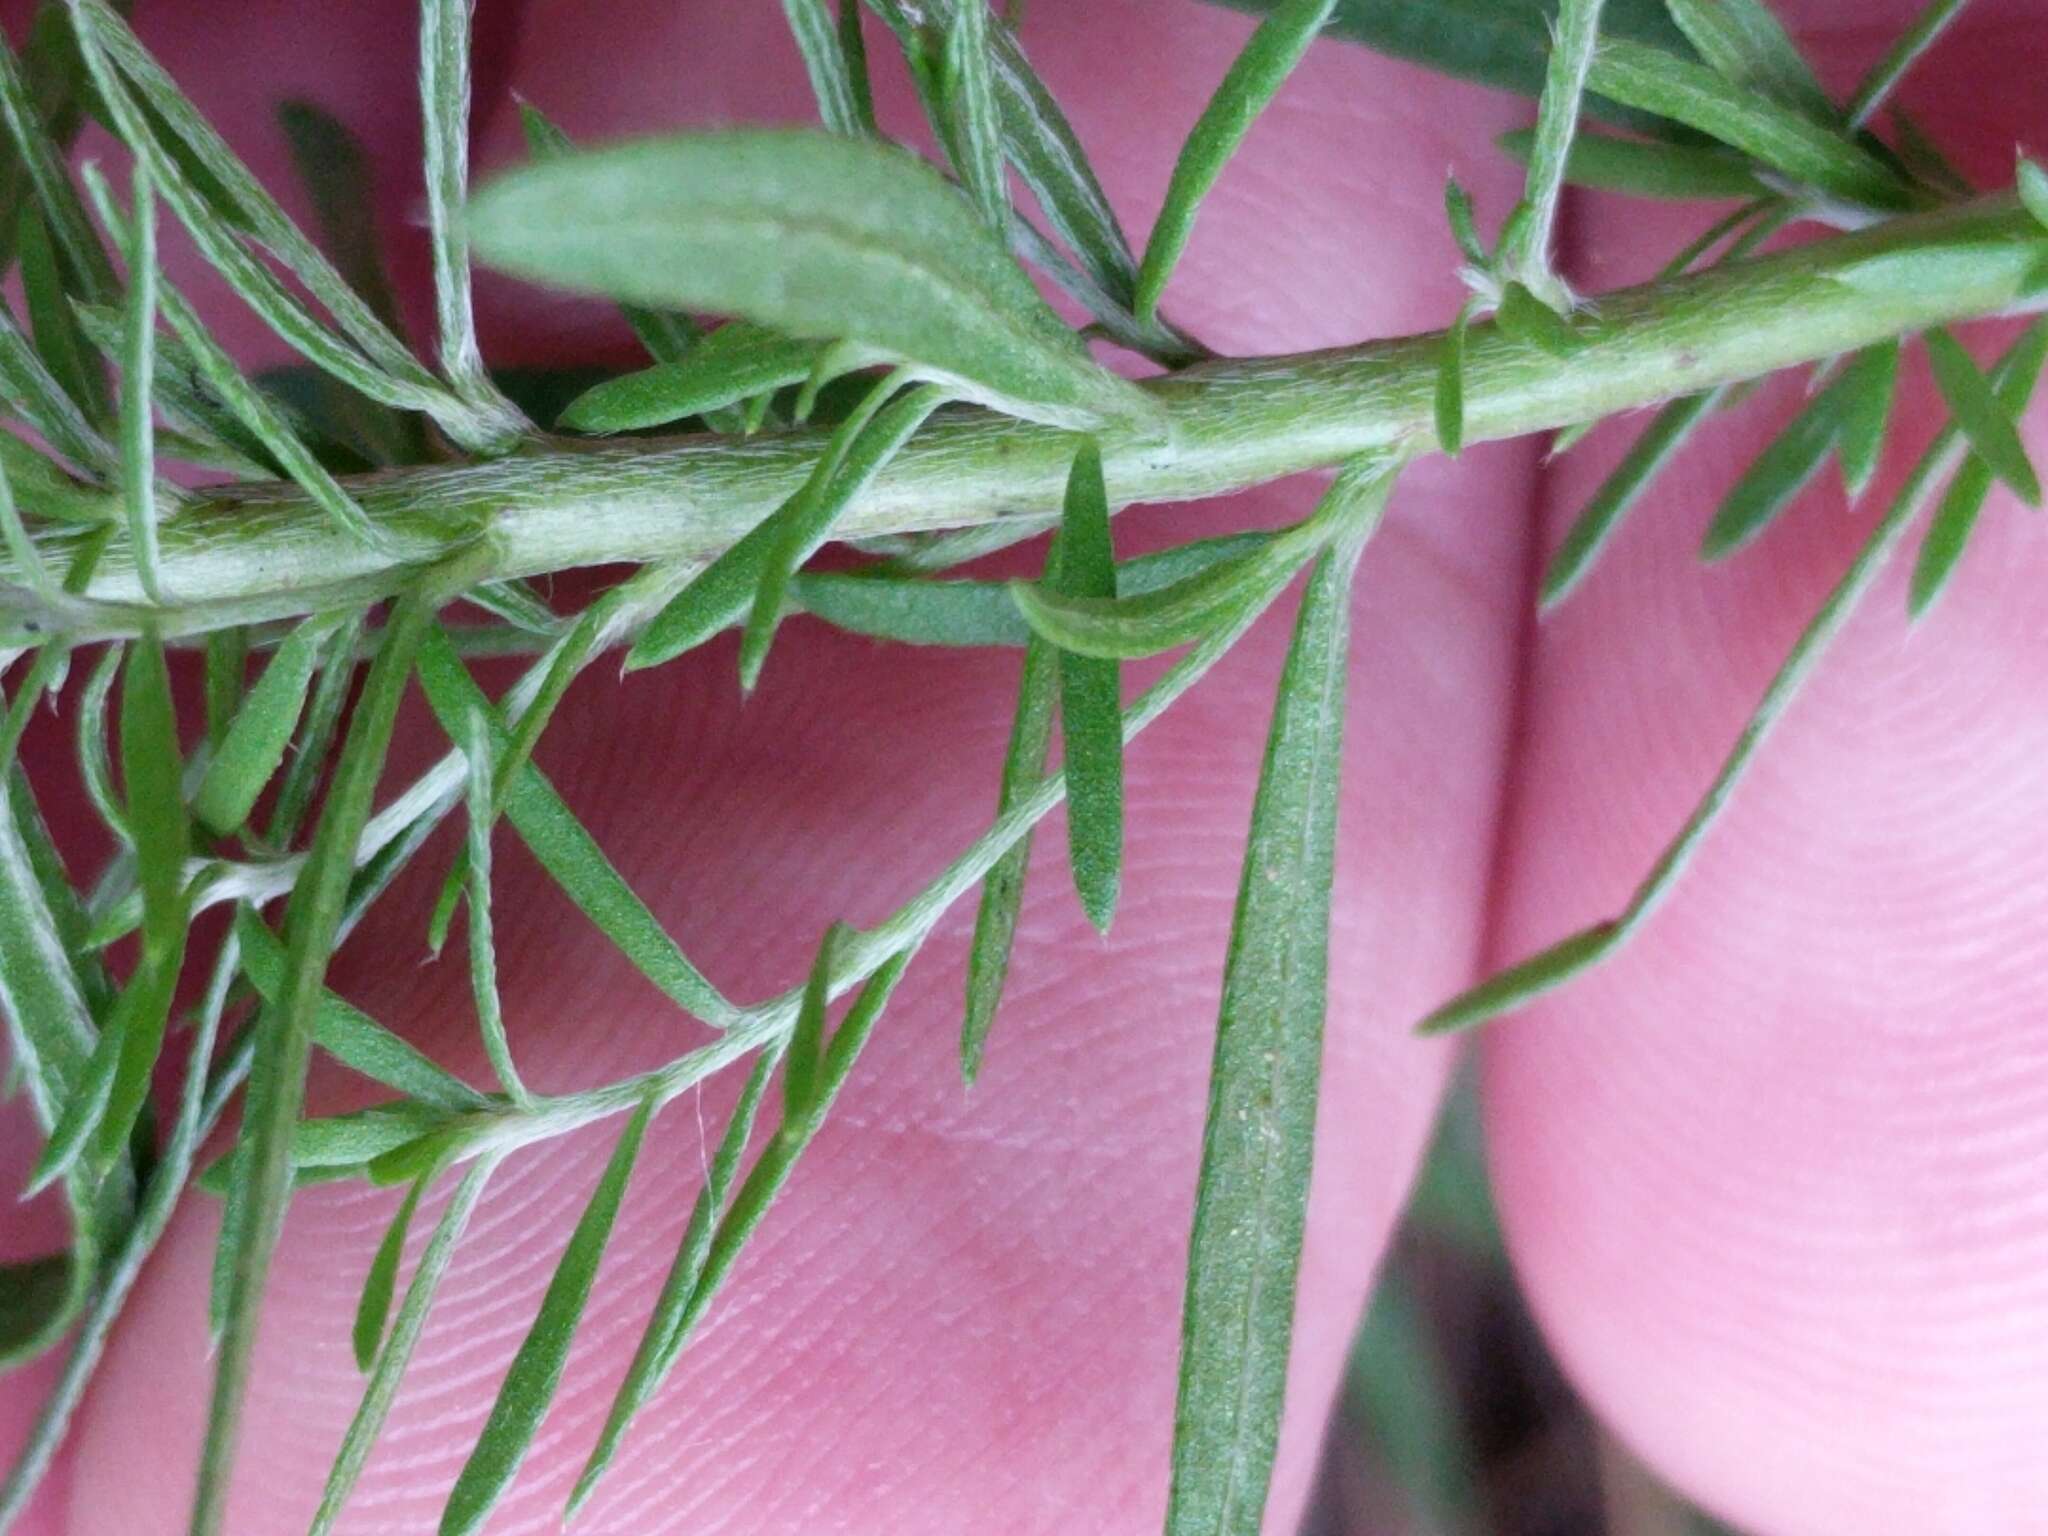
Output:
[91,631,189,1171]
[21,984,123,1195]
[1496,126,1765,199]
[1500,0,1604,289]
[1495,280,1583,356]
[193,588,439,1536]
[1423,320,2048,1034]
[560,326,821,434]
[1845,0,1969,128]
[1168,502,1377,1536]
[783,0,876,136]
[567,1049,780,1521]
[1435,302,1468,456]
[310,1155,501,1536]
[1909,320,2048,616]
[2018,157,2048,234]
[1834,340,1899,500]
[943,0,1009,230]
[74,641,128,844]
[0,20,115,306]
[0,454,55,603]
[18,205,108,427]
[203,627,248,751]
[415,629,740,1029]
[461,703,530,1106]
[1585,39,1913,211]
[1701,365,1851,559]
[1052,441,1121,932]
[267,610,367,846]
[468,129,1159,431]
[1133,0,1337,322]
[276,100,406,336]
[786,927,843,1121]
[1663,0,1834,124]
[1925,327,2041,506]
[0,756,95,1137]
[1442,178,1485,266]
[742,378,949,689]
[192,614,332,834]
[115,163,167,605]
[439,1096,655,1536]
[1542,390,1716,605]
[351,1174,426,1372]
[232,907,484,1113]
[961,630,1055,1084]
[0,298,112,473]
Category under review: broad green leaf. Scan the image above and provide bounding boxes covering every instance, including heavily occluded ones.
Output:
[1663,0,1835,124]
[1132,0,1336,323]
[783,0,876,136]
[415,629,740,1029]
[942,0,1009,230]
[1494,280,1583,356]
[1844,0,1969,128]
[1052,441,1121,933]
[1204,0,1693,131]
[741,378,950,689]
[1924,327,2041,506]
[560,326,821,433]
[1422,320,2048,1035]
[1909,321,2048,617]
[1834,340,1899,500]
[567,1048,780,1520]
[1012,530,1309,659]
[193,614,331,834]
[461,704,530,1106]
[1499,0,1604,288]
[439,1096,656,1536]
[351,1173,427,1372]
[420,0,522,439]
[2019,157,2048,233]
[194,588,438,1536]
[310,1155,501,1536]
[961,629,1055,1084]
[1168,513,1374,1536]
[91,631,190,1172]
[468,128,1159,431]
[1496,126,1765,199]
[1584,41,1912,212]
[1700,365,1851,559]
[233,907,484,1113]
[1434,303,1469,456]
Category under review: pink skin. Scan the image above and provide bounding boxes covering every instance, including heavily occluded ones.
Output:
[0,1,2040,1531]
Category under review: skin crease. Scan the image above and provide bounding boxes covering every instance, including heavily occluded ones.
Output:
[0,3,2038,1535]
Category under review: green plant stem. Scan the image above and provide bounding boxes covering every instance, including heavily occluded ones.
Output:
[5,194,2043,642]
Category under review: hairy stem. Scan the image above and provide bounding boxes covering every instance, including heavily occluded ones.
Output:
[10,194,2044,641]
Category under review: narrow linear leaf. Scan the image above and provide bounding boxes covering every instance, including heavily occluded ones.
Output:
[1701,365,1852,559]
[1909,320,2048,616]
[1500,0,1604,288]
[567,1049,781,1522]
[461,703,530,1106]
[468,128,1158,431]
[438,1096,656,1536]
[18,206,108,427]
[1925,327,2041,506]
[276,100,406,337]
[2018,157,2048,233]
[192,614,332,834]
[1052,440,1121,933]
[1012,530,1309,660]
[193,588,439,1536]
[1663,0,1835,124]
[414,629,740,1029]
[203,628,249,752]
[742,379,950,689]
[1422,320,2048,1035]
[1845,0,1969,128]
[942,0,1009,230]
[1496,126,1765,199]
[1542,390,1717,606]
[1132,0,1337,322]
[0,455,55,603]
[116,163,166,605]
[0,298,112,473]
[267,610,367,846]
[309,1155,501,1536]
[1834,339,1899,500]
[785,926,843,1121]
[0,22,116,305]
[961,630,1055,1084]
[560,326,821,434]
[1585,39,1913,212]
[74,641,128,844]
[233,907,484,1113]
[1167,495,1380,1536]
[783,0,875,137]
[1434,302,1468,456]
[1442,178,1485,267]
[351,1173,427,1373]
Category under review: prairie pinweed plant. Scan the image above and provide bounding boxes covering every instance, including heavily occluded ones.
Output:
[0,0,2040,1531]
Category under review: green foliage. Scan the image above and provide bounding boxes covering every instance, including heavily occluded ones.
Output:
[1050,441,1122,933]
[560,325,820,433]
[1496,126,1765,199]
[192,614,332,834]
